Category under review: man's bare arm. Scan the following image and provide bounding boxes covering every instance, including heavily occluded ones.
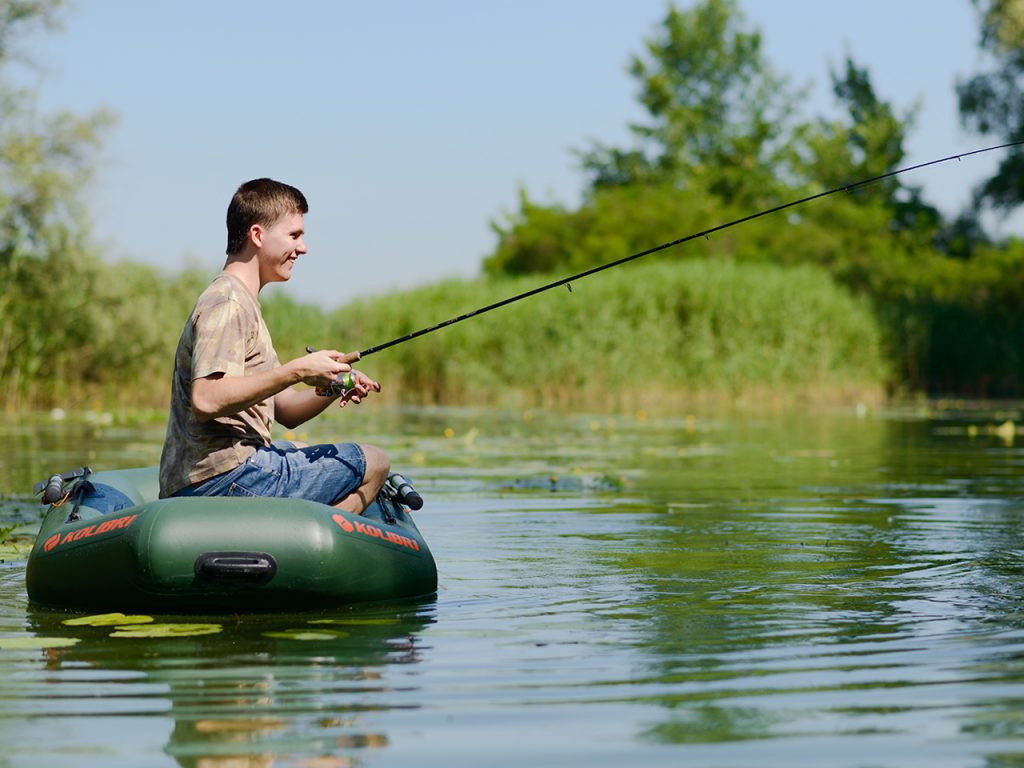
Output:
[191,350,354,422]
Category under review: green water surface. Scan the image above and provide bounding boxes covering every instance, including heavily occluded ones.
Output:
[1,404,1023,767]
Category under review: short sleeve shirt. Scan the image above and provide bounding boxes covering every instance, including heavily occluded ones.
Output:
[159,272,280,497]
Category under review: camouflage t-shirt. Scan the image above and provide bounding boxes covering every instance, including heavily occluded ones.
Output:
[159,272,280,497]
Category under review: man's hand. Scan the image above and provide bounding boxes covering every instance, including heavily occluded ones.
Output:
[294,349,360,389]
[272,350,378,428]
[337,369,382,408]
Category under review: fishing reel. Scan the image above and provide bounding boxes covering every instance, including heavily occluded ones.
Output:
[314,372,357,397]
[305,345,360,397]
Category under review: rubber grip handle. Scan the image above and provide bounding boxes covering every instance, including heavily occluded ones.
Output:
[389,473,423,510]
[43,475,65,505]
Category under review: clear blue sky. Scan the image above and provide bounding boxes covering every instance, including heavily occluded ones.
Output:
[18,1,1002,309]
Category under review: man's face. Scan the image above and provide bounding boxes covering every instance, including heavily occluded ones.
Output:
[257,211,307,284]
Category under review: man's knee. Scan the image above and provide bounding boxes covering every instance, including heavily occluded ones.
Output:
[360,444,390,486]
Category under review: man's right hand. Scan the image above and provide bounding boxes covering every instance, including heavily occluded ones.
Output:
[294,349,360,389]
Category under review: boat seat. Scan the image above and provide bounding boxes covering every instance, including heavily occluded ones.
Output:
[82,467,162,509]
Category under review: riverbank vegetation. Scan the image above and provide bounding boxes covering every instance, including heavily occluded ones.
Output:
[2,0,1024,410]
[318,259,888,408]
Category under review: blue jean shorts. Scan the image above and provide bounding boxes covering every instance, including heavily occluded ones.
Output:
[175,441,366,506]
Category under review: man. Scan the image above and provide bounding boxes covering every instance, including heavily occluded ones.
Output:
[159,178,388,514]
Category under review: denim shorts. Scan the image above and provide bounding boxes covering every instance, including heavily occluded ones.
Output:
[175,441,366,506]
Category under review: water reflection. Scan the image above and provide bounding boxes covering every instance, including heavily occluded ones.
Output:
[600,412,1024,753]
[19,601,435,767]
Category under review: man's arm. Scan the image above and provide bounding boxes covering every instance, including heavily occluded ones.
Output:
[191,350,354,422]
[274,369,381,429]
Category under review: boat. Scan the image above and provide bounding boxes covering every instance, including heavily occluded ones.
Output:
[25,466,437,612]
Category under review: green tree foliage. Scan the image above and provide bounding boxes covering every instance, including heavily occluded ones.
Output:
[803,58,941,240]
[5,0,1024,407]
[484,0,1024,397]
[263,291,331,364]
[0,1,206,409]
[577,0,797,207]
[957,0,1024,210]
[0,1,62,56]
[0,1,112,405]
[486,2,936,283]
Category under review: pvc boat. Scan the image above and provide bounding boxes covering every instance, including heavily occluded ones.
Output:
[25,467,437,612]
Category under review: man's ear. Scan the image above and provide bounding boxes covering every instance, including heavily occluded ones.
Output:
[248,224,264,248]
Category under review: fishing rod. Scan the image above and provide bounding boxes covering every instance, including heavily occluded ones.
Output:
[352,140,1024,358]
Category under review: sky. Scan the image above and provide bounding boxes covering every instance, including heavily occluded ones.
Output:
[13,1,1007,309]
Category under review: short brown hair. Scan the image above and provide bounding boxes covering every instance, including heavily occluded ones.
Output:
[226,178,309,255]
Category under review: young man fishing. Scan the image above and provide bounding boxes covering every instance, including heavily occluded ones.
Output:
[158,178,389,514]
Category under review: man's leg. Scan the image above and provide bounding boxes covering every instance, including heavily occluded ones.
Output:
[333,444,390,515]
[175,442,386,513]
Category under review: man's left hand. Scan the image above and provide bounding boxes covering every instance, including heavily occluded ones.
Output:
[337,370,381,408]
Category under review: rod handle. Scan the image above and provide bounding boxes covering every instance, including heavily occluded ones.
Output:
[306,345,357,397]
[388,473,423,510]
[42,475,65,505]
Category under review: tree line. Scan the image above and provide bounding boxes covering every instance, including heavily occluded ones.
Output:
[1,0,1023,408]
[485,0,1024,395]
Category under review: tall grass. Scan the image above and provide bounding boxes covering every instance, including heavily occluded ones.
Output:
[3,259,887,411]
[325,259,888,408]
[1,256,208,411]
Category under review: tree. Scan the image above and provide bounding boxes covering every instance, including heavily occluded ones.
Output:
[485,1,933,279]
[577,0,799,208]
[488,0,806,277]
[0,0,115,406]
[957,0,1024,211]
[800,56,942,242]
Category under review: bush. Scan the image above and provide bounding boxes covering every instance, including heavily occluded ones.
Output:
[328,259,887,407]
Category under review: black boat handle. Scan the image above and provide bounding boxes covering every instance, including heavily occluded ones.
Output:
[194,552,277,584]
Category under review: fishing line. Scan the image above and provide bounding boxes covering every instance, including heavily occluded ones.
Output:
[356,140,1024,358]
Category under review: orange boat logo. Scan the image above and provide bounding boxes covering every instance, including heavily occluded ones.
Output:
[43,513,139,552]
[333,515,355,533]
[331,513,420,552]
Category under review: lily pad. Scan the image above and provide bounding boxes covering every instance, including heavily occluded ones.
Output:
[0,636,81,650]
[263,629,350,641]
[110,623,222,638]
[0,541,31,560]
[309,617,399,626]
[63,613,154,627]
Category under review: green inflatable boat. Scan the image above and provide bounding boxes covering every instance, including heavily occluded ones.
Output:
[26,467,437,612]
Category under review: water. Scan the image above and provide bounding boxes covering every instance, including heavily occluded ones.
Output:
[2,404,1024,767]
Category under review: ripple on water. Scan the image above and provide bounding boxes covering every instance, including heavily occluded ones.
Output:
[2,408,1024,766]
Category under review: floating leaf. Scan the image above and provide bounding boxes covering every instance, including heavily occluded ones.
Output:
[63,613,154,627]
[110,623,222,638]
[0,636,81,650]
[263,629,350,641]
[309,618,399,626]
[0,544,29,560]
